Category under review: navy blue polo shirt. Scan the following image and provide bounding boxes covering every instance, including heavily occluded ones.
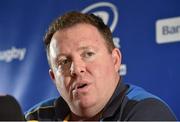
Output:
[25,81,177,121]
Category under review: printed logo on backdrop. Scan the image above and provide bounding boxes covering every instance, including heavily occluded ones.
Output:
[156,16,180,44]
[0,47,26,63]
[82,2,127,76]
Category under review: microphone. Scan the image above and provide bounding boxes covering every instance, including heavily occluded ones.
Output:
[0,94,24,120]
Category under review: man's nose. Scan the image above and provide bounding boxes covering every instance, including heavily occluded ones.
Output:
[70,60,85,76]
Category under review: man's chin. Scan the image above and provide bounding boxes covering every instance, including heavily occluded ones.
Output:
[75,97,96,109]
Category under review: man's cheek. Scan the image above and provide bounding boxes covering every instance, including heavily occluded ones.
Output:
[91,64,106,79]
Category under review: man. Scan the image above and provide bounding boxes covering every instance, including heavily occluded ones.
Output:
[25,11,176,121]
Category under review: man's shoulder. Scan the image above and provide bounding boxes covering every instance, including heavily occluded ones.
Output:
[126,84,161,101]
[122,83,177,120]
[25,97,57,120]
[123,97,177,120]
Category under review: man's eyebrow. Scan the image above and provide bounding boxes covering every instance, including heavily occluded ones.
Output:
[56,46,97,58]
[76,46,97,51]
[77,46,89,51]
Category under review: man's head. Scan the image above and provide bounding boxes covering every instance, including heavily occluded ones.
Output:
[44,11,122,119]
[44,11,115,67]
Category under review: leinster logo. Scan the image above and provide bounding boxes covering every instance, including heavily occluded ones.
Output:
[82,2,118,33]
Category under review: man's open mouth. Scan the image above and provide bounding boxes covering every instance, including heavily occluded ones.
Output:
[76,83,88,89]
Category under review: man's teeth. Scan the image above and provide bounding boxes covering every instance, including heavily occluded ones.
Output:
[77,84,87,89]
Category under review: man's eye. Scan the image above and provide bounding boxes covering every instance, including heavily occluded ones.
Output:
[83,52,95,58]
[59,59,70,65]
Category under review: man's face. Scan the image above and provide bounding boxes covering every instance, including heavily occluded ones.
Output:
[49,23,121,115]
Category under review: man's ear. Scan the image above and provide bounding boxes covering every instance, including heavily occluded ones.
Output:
[49,69,55,81]
[112,48,122,72]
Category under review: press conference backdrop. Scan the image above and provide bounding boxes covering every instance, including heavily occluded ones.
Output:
[0,0,179,119]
